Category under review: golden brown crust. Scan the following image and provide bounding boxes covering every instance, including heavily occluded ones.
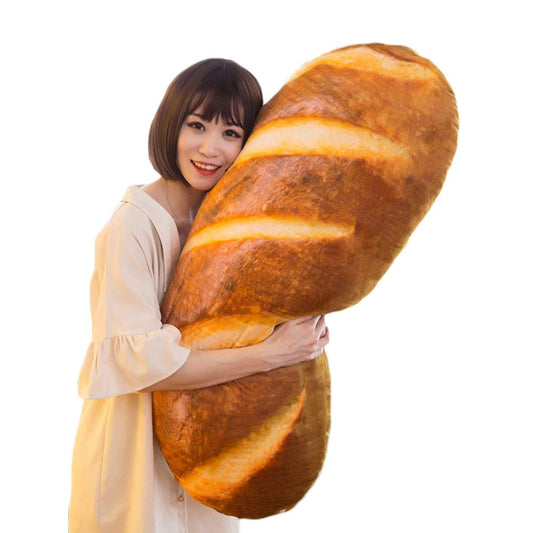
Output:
[153,43,458,519]
[154,356,331,518]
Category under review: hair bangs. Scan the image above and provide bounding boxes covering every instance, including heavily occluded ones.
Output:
[187,69,246,128]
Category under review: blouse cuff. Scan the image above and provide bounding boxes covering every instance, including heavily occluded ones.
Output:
[78,324,191,399]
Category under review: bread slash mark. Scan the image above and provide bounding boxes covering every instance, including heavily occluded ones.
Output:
[181,216,354,255]
[233,117,411,168]
[179,390,307,501]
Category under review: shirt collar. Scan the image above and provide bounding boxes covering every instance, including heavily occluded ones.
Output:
[121,185,181,292]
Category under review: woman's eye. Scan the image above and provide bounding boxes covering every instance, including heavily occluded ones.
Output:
[225,129,242,139]
[187,121,205,131]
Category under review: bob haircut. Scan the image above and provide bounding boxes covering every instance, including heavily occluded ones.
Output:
[149,58,263,184]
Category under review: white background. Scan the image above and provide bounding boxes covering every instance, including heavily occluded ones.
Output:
[1,0,531,531]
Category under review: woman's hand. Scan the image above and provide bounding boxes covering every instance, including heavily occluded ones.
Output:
[258,315,329,371]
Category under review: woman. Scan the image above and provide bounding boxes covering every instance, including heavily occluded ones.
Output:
[69,58,329,532]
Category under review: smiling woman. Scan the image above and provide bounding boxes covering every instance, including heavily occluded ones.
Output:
[68,58,330,533]
[176,110,245,191]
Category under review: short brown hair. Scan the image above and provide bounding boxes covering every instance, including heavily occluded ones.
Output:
[148,58,263,184]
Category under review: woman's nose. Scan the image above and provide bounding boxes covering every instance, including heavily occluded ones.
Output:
[199,133,220,157]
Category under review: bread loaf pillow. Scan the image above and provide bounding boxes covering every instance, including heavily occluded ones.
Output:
[153,43,458,519]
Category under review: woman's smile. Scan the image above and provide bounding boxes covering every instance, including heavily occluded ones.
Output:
[190,160,223,175]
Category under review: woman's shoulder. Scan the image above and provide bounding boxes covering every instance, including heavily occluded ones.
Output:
[94,184,177,262]
[96,193,159,254]
[110,200,153,233]
[111,184,174,236]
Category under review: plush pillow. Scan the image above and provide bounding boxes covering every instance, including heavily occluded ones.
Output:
[153,43,459,519]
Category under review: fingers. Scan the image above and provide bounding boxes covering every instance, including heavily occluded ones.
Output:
[289,315,325,331]
[308,341,328,361]
[265,315,329,368]
[277,316,328,342]
[316,326,329,351]
[314,315,326,337]
[306,323,330,361]
[289,315,315,325]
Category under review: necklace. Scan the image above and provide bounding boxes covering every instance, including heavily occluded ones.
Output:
[165,179,193,225]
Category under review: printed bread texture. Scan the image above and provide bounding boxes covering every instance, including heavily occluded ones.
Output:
[153,43,458,519]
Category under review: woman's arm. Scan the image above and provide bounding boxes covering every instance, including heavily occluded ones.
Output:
[141,315,329,392]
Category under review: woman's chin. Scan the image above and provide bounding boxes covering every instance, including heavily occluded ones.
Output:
[186,175,223,192]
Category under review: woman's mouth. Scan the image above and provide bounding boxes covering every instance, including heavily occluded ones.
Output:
[191,160,221,175]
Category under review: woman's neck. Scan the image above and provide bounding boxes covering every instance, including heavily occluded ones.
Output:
[144,177,205,224]
[166,178,205,222]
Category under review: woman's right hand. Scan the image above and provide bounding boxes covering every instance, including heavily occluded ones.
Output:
[258,315,329,371]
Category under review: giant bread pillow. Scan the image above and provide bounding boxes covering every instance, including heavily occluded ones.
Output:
[153,43,459,519]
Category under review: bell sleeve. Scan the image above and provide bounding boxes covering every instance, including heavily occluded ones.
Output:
[78,205,190,399]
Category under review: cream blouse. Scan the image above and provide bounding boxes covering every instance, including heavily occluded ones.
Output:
[69,185,239,533]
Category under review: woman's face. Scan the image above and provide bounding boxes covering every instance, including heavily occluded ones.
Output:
[177,110,245,191]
